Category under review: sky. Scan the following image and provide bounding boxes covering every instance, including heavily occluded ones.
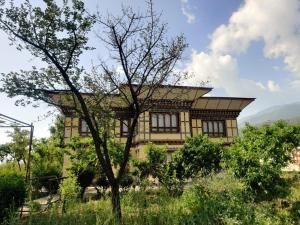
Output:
[0,0,300,143]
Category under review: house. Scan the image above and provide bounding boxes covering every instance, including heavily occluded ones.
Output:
[51,85,254,161]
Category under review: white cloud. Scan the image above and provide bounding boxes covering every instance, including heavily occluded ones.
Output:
[184,0,300,101]
[267,80,280,92]
[210,0,300,76]
[290,80,300,89]
[185,51,265,97]
[180,0,195,24]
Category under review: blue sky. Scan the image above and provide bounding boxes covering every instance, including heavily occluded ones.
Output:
[1,0,300,143]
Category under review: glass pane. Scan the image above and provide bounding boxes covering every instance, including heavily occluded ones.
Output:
[81,120,89,133]
[208,122,213,133]
[219,122,224,133]
[158,114,164,127]
[152,114,157,127]
[122,120,128,132]
[171,114,177,127]
[165,114,171,127]
[214,121,218,133]
[203,121,208,133]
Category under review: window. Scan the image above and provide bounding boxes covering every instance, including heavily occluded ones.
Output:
[120,119,130,137]
[202,120,225,137]
[150,112,179,133]
[80,119,90,136]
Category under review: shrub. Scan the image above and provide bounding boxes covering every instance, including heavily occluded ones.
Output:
[133,144,184,196]
[224,121,300,201]
[133,143,167,180]
[174,135,223,179]
[0,171,26,222]
[181,172,256,224]
[59,174,80,212]
[32,163,62,193]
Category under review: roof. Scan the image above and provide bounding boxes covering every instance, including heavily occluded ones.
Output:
[44,85,255,112]
[192,97,255,110]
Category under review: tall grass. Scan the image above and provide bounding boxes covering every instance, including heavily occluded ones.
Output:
[12,172,300,225]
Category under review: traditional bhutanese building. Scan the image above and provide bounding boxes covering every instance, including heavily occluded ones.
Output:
[52,85,254,161]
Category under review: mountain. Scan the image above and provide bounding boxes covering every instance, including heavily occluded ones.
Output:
[238,102,300,127]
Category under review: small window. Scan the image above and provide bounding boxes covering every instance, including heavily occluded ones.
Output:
[121,119,130,137]
[80,119,90,136]
[150,112,179,133]
[202,120,225,137]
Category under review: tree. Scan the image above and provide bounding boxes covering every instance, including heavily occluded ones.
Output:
[0,144,11,162]
[2,128,30,171]
[49,115,65,148]
[0,0,187,219]
[224,121,300,200]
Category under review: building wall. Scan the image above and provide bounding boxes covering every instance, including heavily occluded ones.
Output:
[62,110,240,165]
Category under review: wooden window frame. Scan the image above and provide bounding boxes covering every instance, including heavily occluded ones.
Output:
[150,112,180,133]
[79,118,91,137]
[202,120,226,137]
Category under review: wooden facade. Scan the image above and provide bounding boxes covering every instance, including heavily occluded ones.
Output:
[56,85,254,161]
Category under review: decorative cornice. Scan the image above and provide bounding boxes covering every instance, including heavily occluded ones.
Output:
[190,109,240,119]
[147,99,194,110]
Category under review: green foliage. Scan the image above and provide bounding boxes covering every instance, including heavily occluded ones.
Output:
[174,135,223,179]
[68,137,133,190]
[225,121,300,200]
[133,143,167,179]
[0,0,96,106]
[49,115,65,148]
[181,173,255,224]
[0,128,29,170]
[133,144,183,196]
[68,137,103,190]
[0,170,26,222]
[15,171,300,225]
[0,144,11,162]
[59,174,81,212]
[32,138,63,193]
[32,163,62,193]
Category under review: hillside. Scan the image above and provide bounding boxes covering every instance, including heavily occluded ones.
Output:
[239,102,300,127]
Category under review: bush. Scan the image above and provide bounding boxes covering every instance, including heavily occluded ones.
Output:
[59,174,80,213]
[174,135,223,179]
[181,173,256,224]
[224,121,300,201]
[0,171,26,222]
[32,163,62,193]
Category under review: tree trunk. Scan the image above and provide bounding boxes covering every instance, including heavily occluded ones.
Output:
[111,183,121,221]
[17,161,21,171]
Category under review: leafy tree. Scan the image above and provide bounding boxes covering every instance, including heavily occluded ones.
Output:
[134,144,183,196]
[0,0,187,218]
[224,121,300,200]
[32,138,63,193]
[173,135,223,179]
[0,128,30,171]
[49,115,65,148]
[0,144,11,162]
[133,143,167,180]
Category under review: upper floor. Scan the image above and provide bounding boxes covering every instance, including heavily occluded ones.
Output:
[57,85,254,148]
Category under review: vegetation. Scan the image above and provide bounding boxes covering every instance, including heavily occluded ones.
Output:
[224,121,300,201]
[0,169,26,223]
[0,0,187,218]
[0,121,299,224]
[0,128,29,170]
[174,135,223,178]
[5,172,300,225]
[0,0,300,223]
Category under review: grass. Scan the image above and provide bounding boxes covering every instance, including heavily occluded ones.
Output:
[8,172,300,225]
